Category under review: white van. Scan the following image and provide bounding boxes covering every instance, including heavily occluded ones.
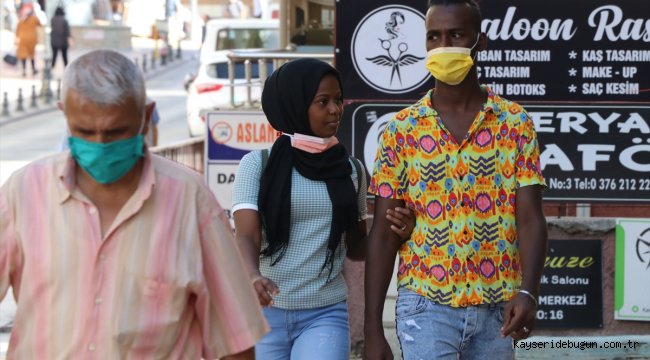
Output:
[186,19,279,136]
[200,18,280,62]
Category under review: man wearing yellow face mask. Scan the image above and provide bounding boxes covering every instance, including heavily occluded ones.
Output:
[365,1,548,359]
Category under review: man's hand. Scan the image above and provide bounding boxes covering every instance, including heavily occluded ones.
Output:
[251,275,279,307]
[386,206,415,241]
[222,347,255,360]
[500,292,536,340]
[363,331,394,360]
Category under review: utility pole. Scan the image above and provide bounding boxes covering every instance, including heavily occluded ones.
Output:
[40,0,55,98]
[190,0,197,43]
[0,1,5,84]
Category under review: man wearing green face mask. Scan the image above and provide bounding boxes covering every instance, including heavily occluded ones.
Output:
[0,49,269,358]
[365,1,548,359]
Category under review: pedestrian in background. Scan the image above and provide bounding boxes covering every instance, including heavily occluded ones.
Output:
[227,0,246,18]
[364,0,548,359]
[50,6,71,69]
[15,3,40,77]
[0,49,268,359]
[232,58,415,360]
[201,14,210,43]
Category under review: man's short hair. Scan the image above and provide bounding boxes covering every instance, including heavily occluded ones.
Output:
[427,0,482,32]
[61,49,146,117]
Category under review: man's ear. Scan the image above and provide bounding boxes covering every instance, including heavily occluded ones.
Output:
[477,32,488,52]
[143,101,155,135]
[57,101,64,111]
[145,101,155,122]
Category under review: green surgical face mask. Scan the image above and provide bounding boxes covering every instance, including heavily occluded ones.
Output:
[68,121,145,184]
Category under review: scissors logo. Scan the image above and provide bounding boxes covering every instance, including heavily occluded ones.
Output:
[351,5,429,94]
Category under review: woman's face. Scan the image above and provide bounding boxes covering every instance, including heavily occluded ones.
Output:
[308,74,343,138]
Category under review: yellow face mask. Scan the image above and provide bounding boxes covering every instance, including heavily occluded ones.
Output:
[425,36,480,85]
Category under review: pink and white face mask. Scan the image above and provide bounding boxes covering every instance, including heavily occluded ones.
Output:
[285,133,339,154]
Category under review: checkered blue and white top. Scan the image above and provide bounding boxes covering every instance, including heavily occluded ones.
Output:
[232,149,368,310]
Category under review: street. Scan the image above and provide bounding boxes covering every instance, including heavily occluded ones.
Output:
[0,51,199,162]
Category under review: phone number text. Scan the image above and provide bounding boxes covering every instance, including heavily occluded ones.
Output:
[547,177,650,191]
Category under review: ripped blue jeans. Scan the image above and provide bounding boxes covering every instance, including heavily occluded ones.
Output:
[395,287,513,360]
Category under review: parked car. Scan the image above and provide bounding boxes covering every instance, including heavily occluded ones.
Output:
[186,18,279,137]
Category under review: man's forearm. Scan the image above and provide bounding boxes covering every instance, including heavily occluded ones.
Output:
[364,235,400,333]
[364,198,406,333]
[516,185,548,296]
[518,214,547,295]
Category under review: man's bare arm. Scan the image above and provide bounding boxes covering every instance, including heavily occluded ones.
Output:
[501,185,547,338]
[364,197,406,359]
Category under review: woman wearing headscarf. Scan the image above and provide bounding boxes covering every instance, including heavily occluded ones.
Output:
[232,58,414,359]
[15,3,40,77]
[50,6,71,69]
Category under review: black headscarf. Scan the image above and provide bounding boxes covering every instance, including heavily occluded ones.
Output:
[259,58,359,276]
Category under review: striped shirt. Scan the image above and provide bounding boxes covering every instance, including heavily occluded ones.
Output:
[0,151,269,359]
[232,150,367,309]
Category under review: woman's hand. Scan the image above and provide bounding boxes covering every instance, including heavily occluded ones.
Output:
[251,274,280,307]
[386,206,416,241]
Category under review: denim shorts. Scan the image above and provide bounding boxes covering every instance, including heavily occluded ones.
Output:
[255,301,350,360]
[395,287,513,360]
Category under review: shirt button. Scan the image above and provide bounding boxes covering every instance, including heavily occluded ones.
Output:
[99,253,106,261]
[88,343,96,352]
[89,207,97,215]
[95,297,102,305]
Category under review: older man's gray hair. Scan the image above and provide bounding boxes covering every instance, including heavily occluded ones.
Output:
[61,49,146,117]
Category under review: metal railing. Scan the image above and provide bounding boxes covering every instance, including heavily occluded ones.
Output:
[225,49,334,108]
[150,137,204,174]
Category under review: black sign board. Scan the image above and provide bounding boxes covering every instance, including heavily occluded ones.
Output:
[339,101,410,177]
[336,0,650,102]
[526,104,650,202]
[479,1,650,103]
[536,239,603,329]
[336,0,650,202]
[336,1,433,100]
[340,101,650,202]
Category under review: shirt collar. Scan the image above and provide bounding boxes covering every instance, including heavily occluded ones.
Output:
[408,90,437,119]
[409,85,502,120]
[481,84,501,115]
[57,149,156,204]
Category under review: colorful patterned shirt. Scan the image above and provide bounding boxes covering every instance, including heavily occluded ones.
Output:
[0,151,269,358]
[369,86,546,307]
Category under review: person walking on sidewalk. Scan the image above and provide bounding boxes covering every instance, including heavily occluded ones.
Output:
[364,0,548,359]
[232,58,415,360]
[50,6,71,69]
[0,49,268,359]
[15,3,40,76]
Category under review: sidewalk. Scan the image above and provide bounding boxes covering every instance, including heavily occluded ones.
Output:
[0,29,195,126]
